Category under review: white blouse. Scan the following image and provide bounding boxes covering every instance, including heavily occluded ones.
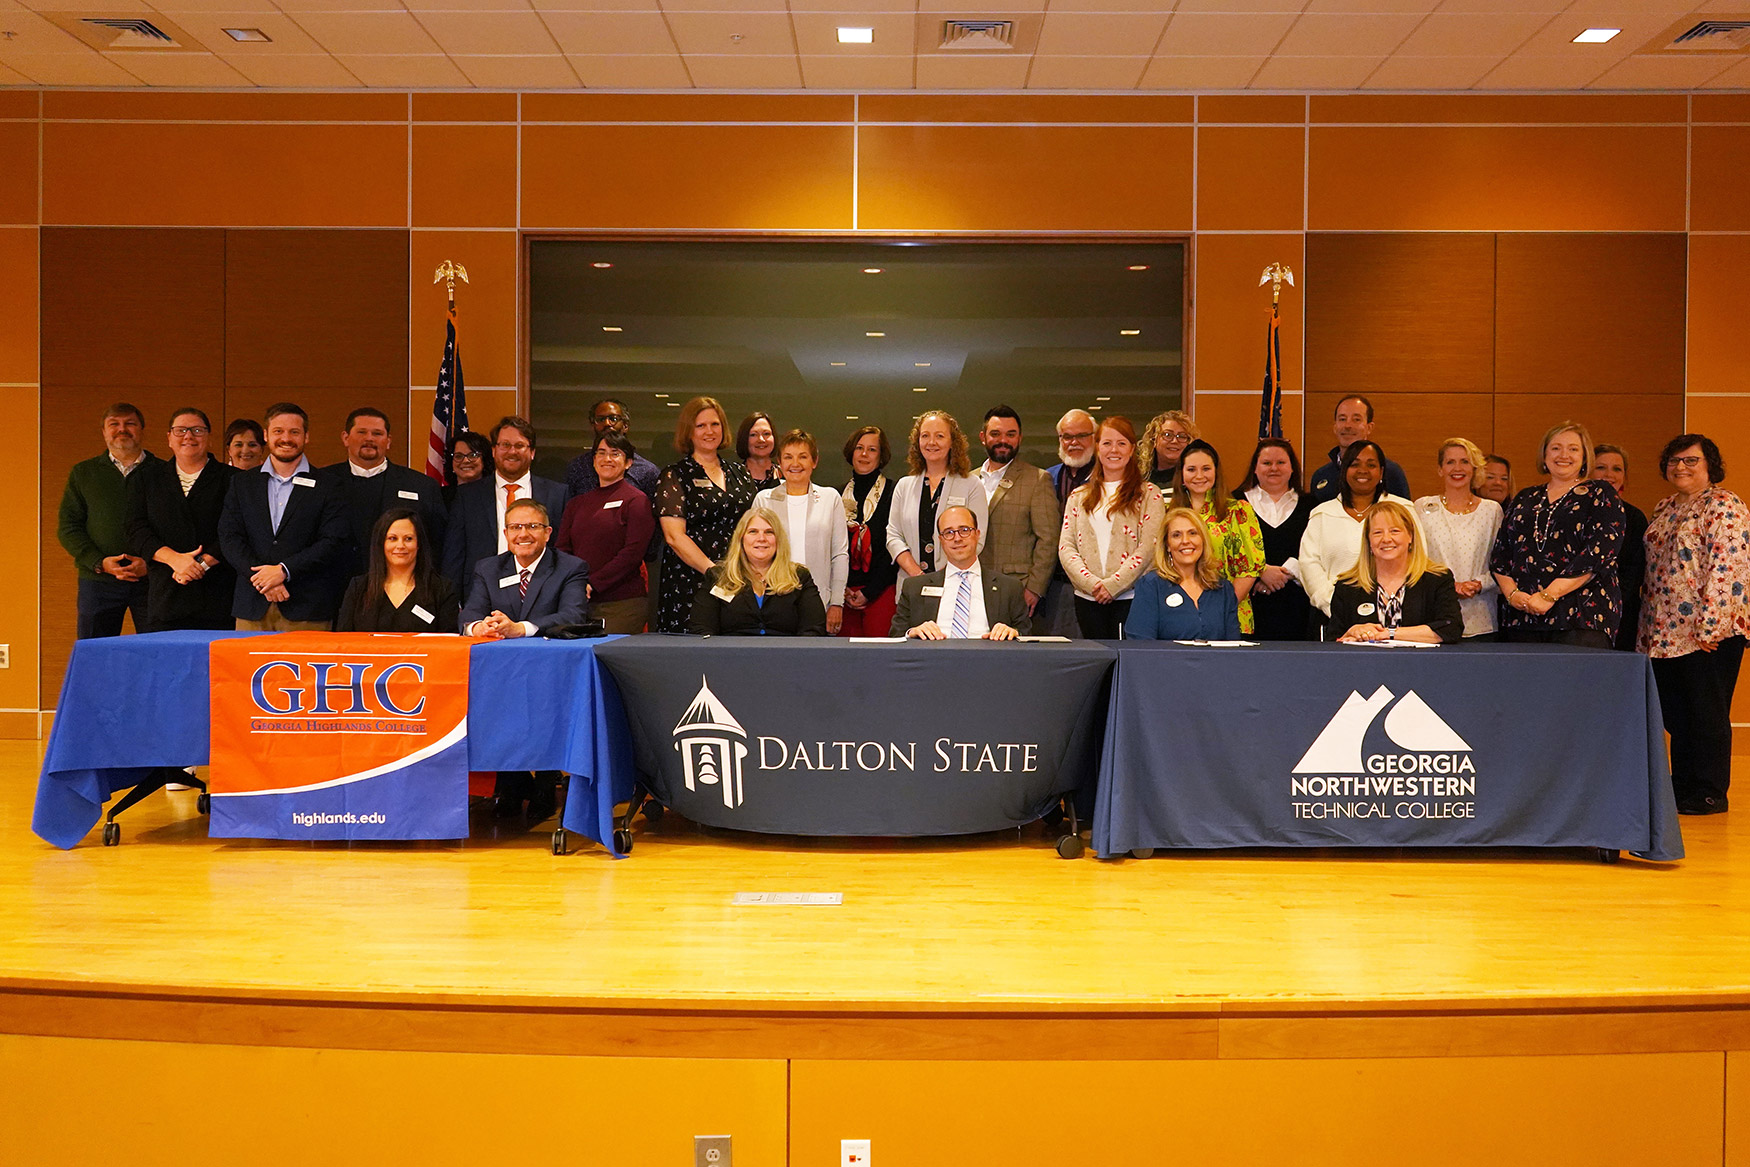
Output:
[1414,495,1503,638]
[1297,494,1415,617]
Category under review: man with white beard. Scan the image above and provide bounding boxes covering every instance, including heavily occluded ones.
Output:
[1037,408,1098,638]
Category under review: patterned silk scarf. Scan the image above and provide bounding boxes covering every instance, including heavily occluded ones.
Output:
[844,473,887,572]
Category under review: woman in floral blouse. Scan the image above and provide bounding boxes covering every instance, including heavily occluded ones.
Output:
[1174,440,1266,634]
[1489,421,1625,649]
[1639,433,1750,815]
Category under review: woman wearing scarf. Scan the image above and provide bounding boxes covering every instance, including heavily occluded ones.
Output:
[837,425,899,637]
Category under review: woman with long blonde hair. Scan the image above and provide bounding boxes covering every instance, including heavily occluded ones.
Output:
[1414,436,1502,639]
[1329,499,1461,644]
[690,507,826,636]
[1124,508,1241,640]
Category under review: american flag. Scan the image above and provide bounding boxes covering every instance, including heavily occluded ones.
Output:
[425,309,469,483]
[1257,301,1283,441]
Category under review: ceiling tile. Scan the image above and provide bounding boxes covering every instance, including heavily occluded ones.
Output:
[1588,55,1738,89]
[14,0,152,11]
[1361,54,1497,88]
[1172,0,1304,12]
[798,53,912,89]
[1039,0,1182,10]
[1566,0,1697,12]
[530,0,661,9]
[403,0,539,10]
[1700,55,1750,88]
[1423,0,1564,11]
[217,50,363,85]
[270,0,404,10]
[1157,12,1296,54]
[0,59,31,83]
[914,53,1030,89]
[1394,12,1551,56]
[454,52,579,86]
[1302,0,1432,9]
[567,51,690,86]
[0,7,102,53]
[1026,54,1149,88]
[916,0,1047,11]
[684,53,800,87]
[1275,13,1421,55]
[664,11,793,56]
[1515,11,1678,55]
[0,48,146,82]
[1478,53,1609,89]
[787,0,914,10]
[1250,53,1384,87]
[655,0,792,10]
[154,13,326,55]
[790,13,914,56]
[544,11,675,55]
[105,49,253,84]
[416,11,559,54]
[138,0,280,10]
[335,52,469,85]
[1035,13,1169,56]
[1139,54,1261,87]
[295,12,443,54]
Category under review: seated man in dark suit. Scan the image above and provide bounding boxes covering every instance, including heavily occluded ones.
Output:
[890,506,1030,641]
[459,497,590,824]
[317,406,448,585]
[443,415,568,594]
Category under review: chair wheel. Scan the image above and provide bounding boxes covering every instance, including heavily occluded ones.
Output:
[1055,834,1084,859]
[550,828,567,856]
[1598,848,1620,864]
[612,828,633,853]
[102,821,120,847]
[1130,847,1155,859]
[642,801,664,823]
[196,792,211,815]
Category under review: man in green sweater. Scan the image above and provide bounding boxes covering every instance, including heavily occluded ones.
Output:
[58,402,155,639]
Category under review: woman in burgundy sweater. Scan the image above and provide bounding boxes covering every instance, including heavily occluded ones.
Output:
[556,432,657,634]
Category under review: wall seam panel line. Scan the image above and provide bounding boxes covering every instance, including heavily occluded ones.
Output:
[407,93,414,449]
[1301,93,1309,460]
[517,92,524,410]
[35,88,42,718]
[852,93,859,233]
[1197,389,1304,396]
[43,120,409,127]
[520,120,855,128]
[1685,93,1692,435]
[1188,94,1197,412]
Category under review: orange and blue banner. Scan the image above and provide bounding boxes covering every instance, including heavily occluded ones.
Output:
[207,633,473,840]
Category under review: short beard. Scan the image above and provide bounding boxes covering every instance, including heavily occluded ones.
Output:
[1059,447,1093,469]
[984,443,1015,465]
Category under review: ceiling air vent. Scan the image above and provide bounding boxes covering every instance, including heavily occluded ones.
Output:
[49,14,195,50]
[939,20,1015,51]
[82,18,180,48]
[1641,15,1750,53]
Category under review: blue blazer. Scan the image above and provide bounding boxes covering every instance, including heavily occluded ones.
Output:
[442,475,569,592]
[1124,572,1242,641]
[216,465,351,623]
[459,547,589,635]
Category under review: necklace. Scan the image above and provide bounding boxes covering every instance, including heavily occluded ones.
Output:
[1442,494,1478,515]
[1531,489,1572,547]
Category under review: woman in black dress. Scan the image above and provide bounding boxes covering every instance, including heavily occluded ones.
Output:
[837,425,899,638]
[736,411,783,494]
[1233,438,1314,640]
[655,396,759,633]
[335,508,459,633]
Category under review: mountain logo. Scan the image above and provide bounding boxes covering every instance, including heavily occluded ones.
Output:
[672,676,748,809]
[1292,685,1471,775]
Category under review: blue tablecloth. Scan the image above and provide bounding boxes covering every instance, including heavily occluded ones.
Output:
[32,631,636,854]
[1092,642,1683,861]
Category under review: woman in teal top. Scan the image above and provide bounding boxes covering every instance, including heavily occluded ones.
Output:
[1125,508,1241,641]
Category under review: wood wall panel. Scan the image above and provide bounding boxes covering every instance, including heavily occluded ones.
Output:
[1691,127,1750,232]
[791,1054,1723,1167]
[1310,94,1687,125]
[412,125,516,229]
[0,228,37,384]
[859,94,1192,124]
[1306,390,1494,501]
[1689,236,1750,397]
[1494,234,1686,399]
[43,91,406,123]
[411,92,516,123]
[1196,126,1304,231]
[0,122,36,226]
[42,123,407,228]
[410,231,517,389]
[858,126,1193,232]
[1304,233,1495,396]
[522,93,851,123]
[1733,1051,1750,1166]
[1307,127,1687,231]
[1492,393,1681,517]
[1195,232,1304,396]
[1190,393,1304,486]
[1198,95,1303,123]
[0,387,38,717]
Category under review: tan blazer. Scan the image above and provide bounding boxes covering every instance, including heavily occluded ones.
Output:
[1058,481,1168,599]
[978,460,1061,598]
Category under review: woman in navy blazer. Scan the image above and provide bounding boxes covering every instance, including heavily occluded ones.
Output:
[1125,507,1242,641]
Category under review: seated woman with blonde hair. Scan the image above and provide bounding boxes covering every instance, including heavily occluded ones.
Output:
[1124,508,1241,641]
[1329,499,1462,645]
[690,507,827,636]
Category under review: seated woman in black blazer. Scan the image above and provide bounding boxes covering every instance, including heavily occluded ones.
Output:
[1329,499,1462,645]
[335,508,459,633]
[690,507,827,636]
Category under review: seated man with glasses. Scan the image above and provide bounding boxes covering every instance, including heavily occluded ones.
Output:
[890,506,1029,641]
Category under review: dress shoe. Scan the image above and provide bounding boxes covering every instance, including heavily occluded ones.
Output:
[1677,795,1729,815]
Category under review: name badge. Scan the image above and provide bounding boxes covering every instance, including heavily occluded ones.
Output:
[397,489,420,501]
[693,478,713,488]
[499,574,522,589]
[1166,593,1184,607]
[711,584,736,602]
[292,476,317,488]
[602,499,623,509]
[921,586,944,598]
[411,604,434,625]
[1357,602,1376,616]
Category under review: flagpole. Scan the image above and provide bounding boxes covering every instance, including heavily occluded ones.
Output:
[1257,263,1295,441]
[426,261,470,484]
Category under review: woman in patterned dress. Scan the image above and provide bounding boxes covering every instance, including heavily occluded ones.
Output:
[1489,421,1625,649]
[1415,437,1503,640]
[1174,440,1265,635]
[1639,433,1750,815]
[654,396,758,633]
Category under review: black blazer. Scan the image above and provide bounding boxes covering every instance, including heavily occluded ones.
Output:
[1329,572,1463,644]
[459,548,589,635]
[442,475,570,593]
[335,574,460,634]
[317,461,449,585]
[124,455,238,632]
[216,463,351,623]
[890,567,1032,637]
[690,567,828,636]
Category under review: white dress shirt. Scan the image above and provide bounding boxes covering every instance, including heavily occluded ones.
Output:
[467,549,544,638]
[936,560,991,638]
[1245,485,1302,581]
[494,471,532,554]
[978,460,1007,500]
[349,460,389,478]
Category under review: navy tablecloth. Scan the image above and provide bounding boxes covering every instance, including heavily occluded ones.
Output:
[1092,641,1683,861]
[32,631,636,853]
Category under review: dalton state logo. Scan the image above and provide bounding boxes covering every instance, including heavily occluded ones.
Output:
[673,677,748,809]
[1293,685,1471,774]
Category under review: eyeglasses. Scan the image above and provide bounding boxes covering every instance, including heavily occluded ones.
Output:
[1058,431,1094,443]
[938,525,978,539]
[505,522,549,533]
[452,451,482,461]
[1159,432,1192,444]
[495,442,532,454]
[169,426,209,437]
[1668,456,1705,469]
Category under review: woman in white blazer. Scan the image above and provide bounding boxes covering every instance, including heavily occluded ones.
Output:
[885,409,989,578]
[758,429,850,633]
[1298,440,1418,637]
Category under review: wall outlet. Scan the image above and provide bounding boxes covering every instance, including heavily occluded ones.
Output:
[0,643,8,668]
[694,1134,731,1167]
[842,1138,871,1165]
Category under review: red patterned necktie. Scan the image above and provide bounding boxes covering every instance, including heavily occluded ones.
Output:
[518,568,530,598]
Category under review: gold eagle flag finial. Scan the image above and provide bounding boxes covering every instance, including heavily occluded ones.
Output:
[1258,263,1295,306]
[433,261,469,311]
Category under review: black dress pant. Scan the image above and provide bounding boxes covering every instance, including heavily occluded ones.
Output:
[1073,596,1132,640]
[76,576,148,640]
[1652,636,1746,806]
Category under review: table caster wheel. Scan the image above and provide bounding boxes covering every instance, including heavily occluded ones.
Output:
[1130,847,1155,859]
[612,828,634,854]
[1597,848,1620,864]
[550,828,567,856]
[196,792,211,815]
[642,801,664,824]
[1055,834,1084,859]
[102,821,120,847]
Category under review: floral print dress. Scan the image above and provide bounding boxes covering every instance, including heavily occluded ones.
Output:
[1638,486,1750,658]
[1488,481,1626,639]
[1200,498,1267,634]
[654,456,758,634]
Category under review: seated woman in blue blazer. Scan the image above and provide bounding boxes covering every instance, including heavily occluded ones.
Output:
[1329,498,1462,645]
[1124,508,1242,640]
[690,507,828,636]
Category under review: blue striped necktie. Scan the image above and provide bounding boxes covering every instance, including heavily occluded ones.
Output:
[949,572,971,638]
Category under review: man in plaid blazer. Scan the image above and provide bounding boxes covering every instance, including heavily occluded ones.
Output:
[974,406,1061,618]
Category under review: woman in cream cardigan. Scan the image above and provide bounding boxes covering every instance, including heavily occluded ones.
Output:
[757,428,850,634]
[1058,415,1168,639]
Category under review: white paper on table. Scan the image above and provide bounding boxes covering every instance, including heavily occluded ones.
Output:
[850,637,910,643]
[1343,638,1438,648]
[1172,640,1260,647]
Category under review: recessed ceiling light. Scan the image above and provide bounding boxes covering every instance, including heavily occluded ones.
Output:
[914,362,931,367]
[845,415,859,420]
[863,267,883,274]
[1089,405,1103,411]
[1572,27,1620,43]
[1096,396,1111,401]
[838,26,873,44]
[222,27,271,42]
[912,386,927,392]
[603,326,623,332]
[1120,329,1140,336]
[665,401,679,407]
[1127,264,1148,271]
[830,361,846,367]
[591,261,613,269]
[654,393,669,398]
[866,331,885,337]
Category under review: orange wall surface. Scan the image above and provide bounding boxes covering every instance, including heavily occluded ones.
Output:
[2,90,1745,728]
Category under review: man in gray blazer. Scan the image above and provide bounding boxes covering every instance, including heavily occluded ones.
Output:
[975,405,1060,618]
[890,506,1030,640]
